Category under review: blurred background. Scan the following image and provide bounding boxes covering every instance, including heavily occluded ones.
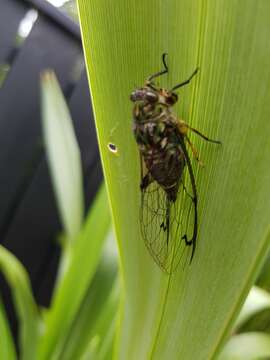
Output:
[0,0,102,342]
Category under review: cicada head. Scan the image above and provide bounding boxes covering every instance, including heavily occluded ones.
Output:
[130,87,159,104]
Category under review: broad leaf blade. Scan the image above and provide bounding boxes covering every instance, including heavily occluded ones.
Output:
[78,1,270,358]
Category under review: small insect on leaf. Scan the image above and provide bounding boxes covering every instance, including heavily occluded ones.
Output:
[131,53,221,274]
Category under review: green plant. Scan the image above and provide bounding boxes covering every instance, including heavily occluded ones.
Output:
[219,285,270,359]
[1,1,270,358]
[0,71,114,359]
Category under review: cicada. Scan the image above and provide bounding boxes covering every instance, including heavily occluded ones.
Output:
[131,54,221,273]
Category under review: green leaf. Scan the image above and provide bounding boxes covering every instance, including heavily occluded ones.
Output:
[78,281,119,360]
[41,70,84,239]
[257,252,270,291]
[59,234,119,360]
[37,185,111,360]
[0,246,41,360]
[235,286,270,330]
[0,298,16,360]
[218,332,270,360]
[78,0,270,358]
[91,280,119,360]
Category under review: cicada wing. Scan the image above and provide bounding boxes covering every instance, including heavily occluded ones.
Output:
[139,143,198,274]
[140,181,171,272]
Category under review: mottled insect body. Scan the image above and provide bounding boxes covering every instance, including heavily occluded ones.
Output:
[133,106,185,202]
[131,54,220,273]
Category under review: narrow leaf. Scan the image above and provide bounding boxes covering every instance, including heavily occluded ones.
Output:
[41,70,84,239]
[218,332,270,360]
[38,185,111,360]
[0,298,16,360]
[59,235,118,360]
[235,286,270,330]
[257,253,270,291]
[0,245,41,360]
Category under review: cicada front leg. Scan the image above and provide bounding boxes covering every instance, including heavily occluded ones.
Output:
[176,119,221,165]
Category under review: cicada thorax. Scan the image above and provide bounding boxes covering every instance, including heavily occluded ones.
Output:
[133,103,186,202]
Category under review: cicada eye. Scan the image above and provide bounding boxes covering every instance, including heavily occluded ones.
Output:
[130,89,145,102]
[130,90,139,102]
[166,93,178,105]
[145,91,158,103]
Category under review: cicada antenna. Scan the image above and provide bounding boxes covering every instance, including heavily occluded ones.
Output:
[171,67,199,91]
[147,53,169,83]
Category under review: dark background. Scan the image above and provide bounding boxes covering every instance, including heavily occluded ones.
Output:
[0,0,102,342]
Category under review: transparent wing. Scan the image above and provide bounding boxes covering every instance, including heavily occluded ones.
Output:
[139,141,197,274]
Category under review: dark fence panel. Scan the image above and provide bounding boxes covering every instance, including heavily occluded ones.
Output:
[0,0,28,63]
[0,14,81,233]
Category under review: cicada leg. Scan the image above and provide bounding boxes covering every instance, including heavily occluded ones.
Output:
[185,136,205,167]
[177,119,221,165]
[188,126,221,145]
[140,172,153,190]
[177,119,221,145]
[139,152,154,191]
